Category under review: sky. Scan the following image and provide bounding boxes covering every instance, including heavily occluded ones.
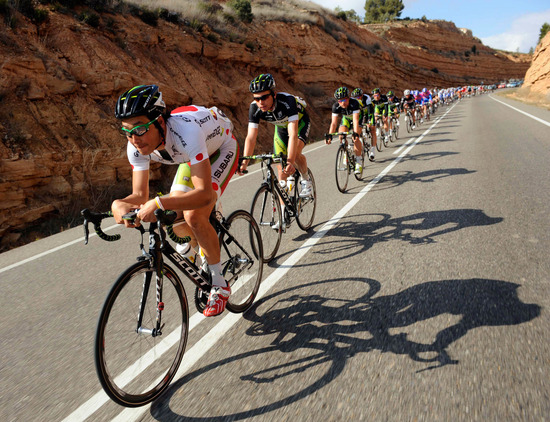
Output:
[309,0,550,53]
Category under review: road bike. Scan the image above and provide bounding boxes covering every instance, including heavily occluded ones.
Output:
[82,206,263,407]
[404,108,414,133]
[374,115,388,151]
[241,154,316,263]
[389,114,399,141]
[327,131,366,194]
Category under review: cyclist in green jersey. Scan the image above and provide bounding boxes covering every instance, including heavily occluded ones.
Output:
[351,88,376,161]
[239,73,312,198]
[326,87,364,174]
[386,90,401,139]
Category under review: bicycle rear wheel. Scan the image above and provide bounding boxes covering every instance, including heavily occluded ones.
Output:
[296,168,317,230]
[393,118,399,140]
[95,261,188,407]
[335,145,349,193]
[250,185,282,262]
[221,210,263,313]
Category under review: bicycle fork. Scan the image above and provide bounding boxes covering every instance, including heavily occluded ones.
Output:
[136,269,163,337]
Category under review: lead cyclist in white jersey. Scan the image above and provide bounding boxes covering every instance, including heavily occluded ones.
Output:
[112,84,239,317]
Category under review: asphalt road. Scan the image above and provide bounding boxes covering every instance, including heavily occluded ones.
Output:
[1,93,549,422]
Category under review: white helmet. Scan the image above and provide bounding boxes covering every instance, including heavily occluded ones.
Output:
[404,89,410,96]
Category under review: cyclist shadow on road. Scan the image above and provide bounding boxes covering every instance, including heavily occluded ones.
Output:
[151,276,539,421]
[280,208,501,268]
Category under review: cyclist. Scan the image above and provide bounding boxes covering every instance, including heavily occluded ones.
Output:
[421,88,431,121]
[239,73,313,199]
[386,90,401,139]
[325,86,364,174]
[402,89,416,129]
[112,84,238,317]
[351,87,376,161]
[371,88,389,142]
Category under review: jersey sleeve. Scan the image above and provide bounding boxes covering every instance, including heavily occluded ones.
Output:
[248,102,260,128]
[127,142,150,171]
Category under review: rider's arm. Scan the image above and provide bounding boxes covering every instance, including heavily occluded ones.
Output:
[286,119,299,169]
[239,125,258,173]
[112,170,149,225]
[352,112,361,136]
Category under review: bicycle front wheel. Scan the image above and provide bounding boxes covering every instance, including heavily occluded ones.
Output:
[221,210,263,313]
[250,185,282,263]
[95,261,188,407]
[296,168,317,231]
[335,146,349,193]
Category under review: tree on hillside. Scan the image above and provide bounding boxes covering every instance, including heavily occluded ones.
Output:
[335,6,361,23]
[364,0,404,24]
[539,22,550,43]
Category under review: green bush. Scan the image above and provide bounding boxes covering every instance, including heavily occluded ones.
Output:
[228,0,253,23]
[79,10,100,27]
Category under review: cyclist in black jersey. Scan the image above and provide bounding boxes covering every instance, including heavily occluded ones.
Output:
[325,87,364,174]
[401,89,417,128]
[386,90,401,139]
[371,88,389,137]
[239,73,312,198]
[351,87,376,161]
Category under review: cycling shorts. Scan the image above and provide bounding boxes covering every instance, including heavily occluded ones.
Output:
[171,135,239,198]
[273,113,310,155]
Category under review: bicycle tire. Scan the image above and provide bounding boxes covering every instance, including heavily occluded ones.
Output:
[250,184,282,263]
[95,261,188,407]
[335,145,349,193]
[393,118,399,141]
[221,210,263,313]
[354,140,365,181]
[295,168,317,231]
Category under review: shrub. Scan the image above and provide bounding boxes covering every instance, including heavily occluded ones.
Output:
[79,10,100,27]
[228,0,252,23]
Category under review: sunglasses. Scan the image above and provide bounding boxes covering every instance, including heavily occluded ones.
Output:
[120,116,159,138]
[337,98,349,103]
[253,93,272,102]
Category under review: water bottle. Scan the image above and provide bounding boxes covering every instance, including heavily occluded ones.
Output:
[287,176,295,196]
[176,243,197,264]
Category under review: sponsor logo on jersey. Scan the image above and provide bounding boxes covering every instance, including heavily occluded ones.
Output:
[213,150,234,178]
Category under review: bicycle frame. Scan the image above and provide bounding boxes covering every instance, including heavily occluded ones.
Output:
[256,155,299,219]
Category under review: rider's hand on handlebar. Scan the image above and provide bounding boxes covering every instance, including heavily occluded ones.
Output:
[137,198,159,224]
[325,134,332,144]
[237,162,248,176]
[283,162,295,176]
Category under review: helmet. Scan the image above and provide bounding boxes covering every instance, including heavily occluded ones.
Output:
[334,87,350,100]
[249,73,275,93]
[351,88,363,98]
[422,88,427,93]
[115,85,165,120]
[404,89,410,96]
[372,88,381,95]
[387,90,394,97]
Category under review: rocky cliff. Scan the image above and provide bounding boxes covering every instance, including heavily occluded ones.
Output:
[0,2,532,249]
[517,32,550,105]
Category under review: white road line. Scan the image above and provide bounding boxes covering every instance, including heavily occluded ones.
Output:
[95,102,458,422]
[0,143,328,274]
[490,95,550,128]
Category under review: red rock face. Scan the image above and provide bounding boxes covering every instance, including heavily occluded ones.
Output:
[521,32,550,103]
[0,8,531,246]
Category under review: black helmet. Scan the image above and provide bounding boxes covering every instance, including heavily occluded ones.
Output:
[387,90,394,97]
[249,74,276,93]
[334,87,350,100]
[115,85,166,119]
[351,88,363,98]
[372,88,381,95]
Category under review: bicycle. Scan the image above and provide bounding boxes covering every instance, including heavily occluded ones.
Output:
[82,206,263,407]
[327,131,366,194]
[404,108,414,133]
[241,154,316,262]
[374,115,388,151]
[389,114,399,141]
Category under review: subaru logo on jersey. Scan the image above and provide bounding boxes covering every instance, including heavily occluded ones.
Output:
[213,150,235,178]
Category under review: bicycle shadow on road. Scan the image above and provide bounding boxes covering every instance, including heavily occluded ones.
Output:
[372,167,475,191]
[150,276,539,421]
[277,208,501,268]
